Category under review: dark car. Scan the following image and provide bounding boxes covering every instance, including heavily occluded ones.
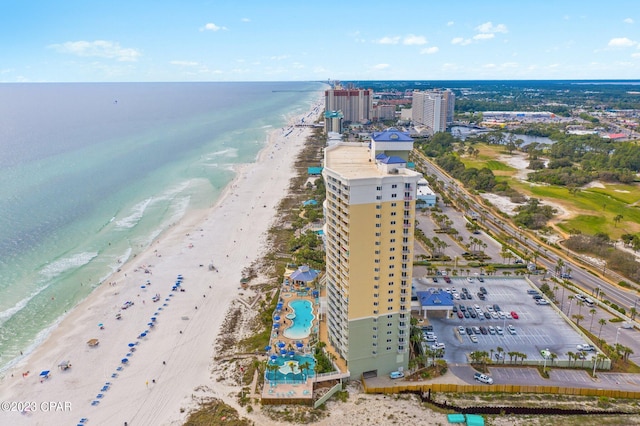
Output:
[459,304,466,311]
[466,327,473,335]
[467,293,473,300]
[432,277,438,283]
[493,304,501,312]
[480,287,487,294]
[479,326,488,335]
[453,306,458,312]
[463,310,470,318]
[462,287,469,294]
[533,294,543,300]
[460,293,467,300]
[469,309,477,318]
[421,325,434,332]
[478,277,484,282]
[444,276,451,283]
[483,312,491,319]
[477,292,485,300]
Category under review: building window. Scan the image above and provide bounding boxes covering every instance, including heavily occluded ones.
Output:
[376,186,382,191]
[389,265,395,269]
[387,298,393,303]
[389,256,395,260]
[391,202,396,207]
[390,247,395,252]
[389,273,394,277]
[388,290,394,294]
[375,232,381,237]
[375,250,380,255]
[391,194,397,198]
[376,204,381,209]
[376,214,381,219]
[390,238,396,243]
[392,184,397,188]
[386,347,392,351]
[391,211,396,216]
[376,196,381,200]
[373,302,379,306]
[375,223,381,228]
[387,331,392,335]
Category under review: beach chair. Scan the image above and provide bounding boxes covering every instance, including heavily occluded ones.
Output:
[91,401,100,406]
[78,418,88,424]
[111,373,118,378]
[96,394,104,399]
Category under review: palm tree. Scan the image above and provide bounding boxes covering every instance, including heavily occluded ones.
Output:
[299,361,311,380]
[520,353,527,365]
[496,346,504,364]
[566,351,575,367]
[614,214,624,227]
[507,351,517,364]
[589,309,597,332]
[572,314,584,327]
[598,318,607,339]
[550,352,558,366]
[267,363,279,381]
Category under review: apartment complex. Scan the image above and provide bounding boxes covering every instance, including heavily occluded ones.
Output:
[324,88,373,124]
[322,128,422,378]
[412,89,455,133]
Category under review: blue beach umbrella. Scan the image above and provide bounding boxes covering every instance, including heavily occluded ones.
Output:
[288,350,295,357]
[273,323,280,329]
[128,343,135,348]
[264,345,272,352]
[296,342,303,349]
[141,285,146,289]
[121,358,128,364]
[151,317,157,322]
[280,349,287,356]
[277,341,285,349]
[270,354,278,362]
[274,315,281,321]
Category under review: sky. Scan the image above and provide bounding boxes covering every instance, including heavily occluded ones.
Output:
[2,0,640,82]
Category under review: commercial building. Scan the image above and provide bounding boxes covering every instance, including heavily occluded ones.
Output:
[322,128,422,378]
[325,88,373,125]
[411,89,455,134]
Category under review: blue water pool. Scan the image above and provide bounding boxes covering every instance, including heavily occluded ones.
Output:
[283,299,315,339]
[266,354,315,382]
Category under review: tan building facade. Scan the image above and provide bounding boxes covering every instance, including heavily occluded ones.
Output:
[322,129,422,378]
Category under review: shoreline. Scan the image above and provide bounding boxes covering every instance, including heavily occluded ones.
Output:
[0,98,324,425]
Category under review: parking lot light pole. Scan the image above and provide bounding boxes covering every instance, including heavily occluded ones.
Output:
[615,327,622,346]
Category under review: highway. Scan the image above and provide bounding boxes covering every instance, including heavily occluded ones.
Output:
[412,150,640,318]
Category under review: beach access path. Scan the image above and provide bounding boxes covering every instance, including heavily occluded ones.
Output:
[0,101,323,426]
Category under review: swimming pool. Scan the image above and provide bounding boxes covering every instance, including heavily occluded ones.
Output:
[283,299,315,339]
[266,354,315,382]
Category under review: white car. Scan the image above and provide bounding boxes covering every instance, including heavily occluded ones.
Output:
[576,344,595,352]
[505,312,513,319]
[457,326,466,335]
[470,335,479,343]
[507,325,516,335]
[474,372,494,384]
[495,326,504,335]
[488,326,496,335]
[431,343,446,350]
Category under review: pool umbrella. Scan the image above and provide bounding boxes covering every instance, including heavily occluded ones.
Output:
[277,341,285,349]
[273,323,280,329]
[264,345,272,352]
[274,315,281,321]
[280,349,287,356]
[288,350,295,357]
[296,342,303,349]
[270,354,278,362]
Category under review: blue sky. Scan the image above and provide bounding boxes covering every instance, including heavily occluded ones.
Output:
[2,0,639,82]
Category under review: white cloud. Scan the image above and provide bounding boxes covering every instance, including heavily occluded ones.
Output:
[476,22,508,34]
[171,61,199,67]
[373,63,390,70]
[241,18,251,22]
[269,55,290,60]
[200,23,227,32]
[473,33,494,41]
[608,37,636,48]
[403,35,427,45]
[451,37,471,46]
[632,52,640,58]
[420,46,439,54]
[377,36,400,45]
[624,18,634,24]
[447,21,454,27]
[48,40,140,62]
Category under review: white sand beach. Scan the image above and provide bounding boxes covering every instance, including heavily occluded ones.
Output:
[0,102,322,426]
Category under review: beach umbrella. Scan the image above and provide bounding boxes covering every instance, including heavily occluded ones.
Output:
[270,354,278,362]
[141,285,146,289]
[121,358,128,364]
[296,342,303,349]
[39,370,50,378]
[264,345,272,352]
[126,352,133,357]
[280,349,287,356]
[148,322,154,327]
[98,323,103,328]
[274,315,281,321]
[151,317,157,322]
[277,341,285,349]
[273,323,280,329]
[128,343,135,348]
[288,350,295,357]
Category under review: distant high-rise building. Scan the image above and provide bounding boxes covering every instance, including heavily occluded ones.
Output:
[325,88,373,125]
[325,110,344,134]
[411,89,455,133]
[322,128,422,378]
[374,104,397,121]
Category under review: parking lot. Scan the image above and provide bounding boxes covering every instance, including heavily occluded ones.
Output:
[413,276,596,365]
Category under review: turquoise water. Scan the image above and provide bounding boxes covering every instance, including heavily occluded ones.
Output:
[0,82,326,373]
[267,354,315,382]
[283,299,315,339]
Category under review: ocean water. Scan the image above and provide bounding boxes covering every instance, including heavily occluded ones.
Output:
[0,81,325,373]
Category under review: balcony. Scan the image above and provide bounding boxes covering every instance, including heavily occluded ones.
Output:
[404,196,412,201]
[403,223,411,229]
[398,322,408,331]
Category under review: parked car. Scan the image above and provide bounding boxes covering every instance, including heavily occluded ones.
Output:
[466,327,473,335]
[390,371,405,379]
[458,326,466,335]
[577,344,595,352]
[495,326,504,335]
[470,335,479,343]
[443,276,451,283]
[510,311,519,319]
[472,326,481,334]
[484,312,491,319]
[488,326,496,335]
[480,287,487,294]
[479,326,488,335]
[474,372,494,384]
[477,276,484,282]
[432,277,438,283]
[477,292,486,300]
[493,304,501,312]
[463,311,470,318]
[431,343,446,350]
[457,311,463,318]
[469,309,477,318]
[527,289,540,295]
[536,299,549,305]
[507,325,516,335]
